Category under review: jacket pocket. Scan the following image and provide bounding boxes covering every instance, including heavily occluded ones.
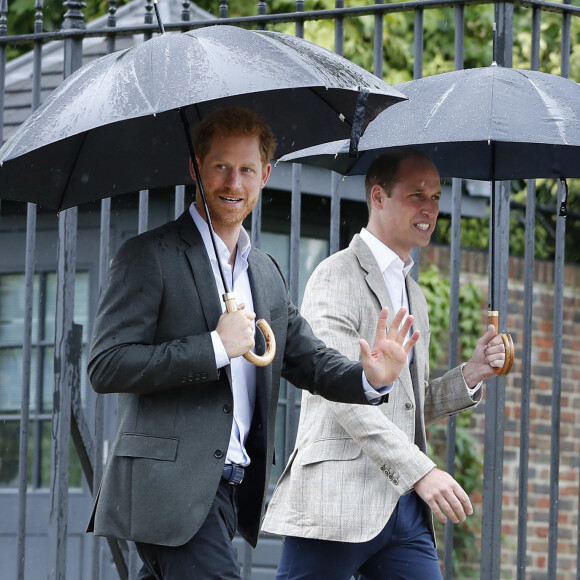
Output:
[116,433,179,461]
[298,438,362,466]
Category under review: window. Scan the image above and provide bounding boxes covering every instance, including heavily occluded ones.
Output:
[0,271,89,489]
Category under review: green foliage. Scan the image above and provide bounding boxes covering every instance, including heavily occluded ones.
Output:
[419,263,485,575]
[418,263,451,370]
[435,215,489,253]
[418,263,485,370]
[435,176,580,263]
[4,0,131,60]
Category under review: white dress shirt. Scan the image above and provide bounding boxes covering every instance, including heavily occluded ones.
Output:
[190,204,256,466]
[359,228,481,396]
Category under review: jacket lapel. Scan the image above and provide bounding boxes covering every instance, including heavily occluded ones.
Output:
[176,212,223,329]
[406,277,428,393]
[351,235,415,401]
[175,212,231,383]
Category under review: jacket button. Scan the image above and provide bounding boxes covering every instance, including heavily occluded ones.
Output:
[214,449,224,459]
[405,402,413,410]
[223,404,232,413]
[393,478,399,485]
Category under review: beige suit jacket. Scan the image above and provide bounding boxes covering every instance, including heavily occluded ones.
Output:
[261,234,481,543]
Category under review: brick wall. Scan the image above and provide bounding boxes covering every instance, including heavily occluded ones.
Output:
[420,244,580,579]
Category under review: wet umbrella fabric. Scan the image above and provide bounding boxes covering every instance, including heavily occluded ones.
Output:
[279,65,580,180]
[0,25,405,211]
[281,64,580,377]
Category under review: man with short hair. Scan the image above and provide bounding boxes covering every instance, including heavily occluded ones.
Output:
[86,109,418,580]
[262,148,506,580]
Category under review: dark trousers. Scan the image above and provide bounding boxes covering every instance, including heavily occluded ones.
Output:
[135,481,241,580]
[275,492,442,580]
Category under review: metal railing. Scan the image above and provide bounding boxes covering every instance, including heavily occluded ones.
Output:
[1,0,579,578]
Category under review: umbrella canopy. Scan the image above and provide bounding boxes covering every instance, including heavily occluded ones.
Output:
[0,25,405,211]
[279,64,580,180]
[280,64,580,377]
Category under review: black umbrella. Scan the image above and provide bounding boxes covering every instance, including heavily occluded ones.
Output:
[279,65,580,178]
[0,25,405,367]
[0,26,405,211]
[281,65,580,375]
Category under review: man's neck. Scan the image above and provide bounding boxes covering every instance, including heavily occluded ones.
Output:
[212,223,240,261]
[194,201,241,258]
[365,224,410,262]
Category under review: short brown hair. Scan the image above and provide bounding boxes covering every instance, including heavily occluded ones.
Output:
[193,107,277,166]
[364,148,433,214]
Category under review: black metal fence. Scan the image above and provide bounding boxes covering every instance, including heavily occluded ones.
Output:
[1,0,579,578]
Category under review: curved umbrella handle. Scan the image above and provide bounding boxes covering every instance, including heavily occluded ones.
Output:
[488,311,514,376]
[224,293,276,367]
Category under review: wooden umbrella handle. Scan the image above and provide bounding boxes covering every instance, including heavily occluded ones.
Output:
[488,311,514,376]
[224,293,276,367]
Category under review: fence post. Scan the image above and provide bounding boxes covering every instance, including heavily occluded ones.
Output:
[46,4,85,579]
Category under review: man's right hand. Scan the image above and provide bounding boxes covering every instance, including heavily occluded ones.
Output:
[414,467,473,524]
[359,307,420,388]
[216,303,256,359]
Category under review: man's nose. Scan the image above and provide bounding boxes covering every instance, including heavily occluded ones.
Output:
[422,199,439,217]
[225,169,241,189]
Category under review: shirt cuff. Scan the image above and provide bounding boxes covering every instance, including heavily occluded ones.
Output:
[460,362,483,397]
[362,371,393,404]
[211,331,230,369]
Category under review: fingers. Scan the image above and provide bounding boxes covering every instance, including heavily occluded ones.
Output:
[384,307,408,339]
[240,307,256,320]
[477,324,498,350]
[359,338,371,361]
[445,486,473,523]
[415,468,473,524]
[471,324,507,369]
[405,329,421,354]
[373,307,389,346]
[216,309,257,359]
[385,307,419,350]
[431,492,473,524]
[484,323,497,341]
[386,308,411,339]
[484,333,507,368]
[487,353,506,368]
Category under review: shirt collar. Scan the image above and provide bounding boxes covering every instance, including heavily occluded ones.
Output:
[359,228,414,278]
[189,203,251,263]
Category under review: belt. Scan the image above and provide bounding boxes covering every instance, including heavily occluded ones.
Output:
[222,463,245,485]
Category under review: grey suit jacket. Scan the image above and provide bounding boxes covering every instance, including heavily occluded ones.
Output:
[261,234,481,542]
[86,211,370,548]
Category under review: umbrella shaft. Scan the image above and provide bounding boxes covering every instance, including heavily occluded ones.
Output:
[153,0,165,34]
[179,108,232,295]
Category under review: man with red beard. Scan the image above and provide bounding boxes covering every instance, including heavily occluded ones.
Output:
[86,108,419,580]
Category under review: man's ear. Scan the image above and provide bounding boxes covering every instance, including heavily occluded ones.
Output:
[370,184,384,207]
[261,163,272,189]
